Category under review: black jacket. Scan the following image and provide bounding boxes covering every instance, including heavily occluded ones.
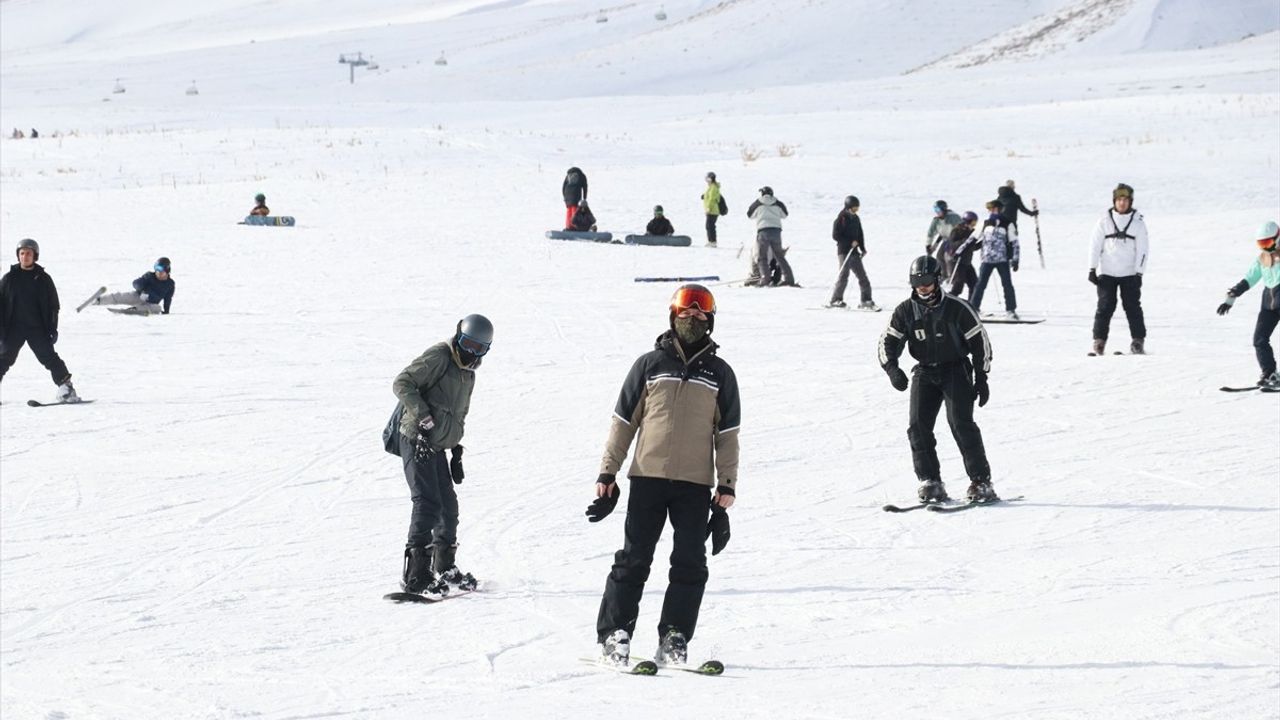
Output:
[570,206,597,231]
[132,272,176,314]
[562,167,588,206]
[946,225,976,266]
[645,216,675,236]
[831,211,864,255]
[0,262,60,333]
[997,186,1035,228]
[879,293,991,376]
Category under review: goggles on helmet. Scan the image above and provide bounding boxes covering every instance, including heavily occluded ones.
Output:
[1260,237,1278,251]
[458,333,490,356]
[670,286,716,315]
[154,264,169,273]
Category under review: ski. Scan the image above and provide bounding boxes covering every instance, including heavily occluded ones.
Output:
[812,305,882,312]
[579,657,660,676]
[980,317,1044,325]
[926,495,1025,513]
[27,399,96,407]
[107,307,156,316]
[655,659,725,676]
[1032,198,1045,269]
[1219,386,1261,392]
[883,500,949,513]
[76,286,107,312]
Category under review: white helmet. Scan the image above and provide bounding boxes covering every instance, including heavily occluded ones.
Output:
[1257,221,1279,243]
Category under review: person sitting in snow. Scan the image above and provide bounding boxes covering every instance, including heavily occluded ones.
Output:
[569,199,598,232]
[85,257,176,316]
[645,206,675,236]
[250,193,270,217]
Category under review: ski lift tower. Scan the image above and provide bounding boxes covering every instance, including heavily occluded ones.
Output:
[338,52,369,84]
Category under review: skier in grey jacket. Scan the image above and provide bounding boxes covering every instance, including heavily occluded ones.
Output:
[747,187,797,287]
[390,314,493,599]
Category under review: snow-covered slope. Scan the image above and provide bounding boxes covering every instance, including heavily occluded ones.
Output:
[1,1,1278,719]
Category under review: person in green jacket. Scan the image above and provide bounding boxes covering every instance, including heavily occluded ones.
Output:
[701,172,723,247]
[391,314,493,597]
[1216,221,1280,389]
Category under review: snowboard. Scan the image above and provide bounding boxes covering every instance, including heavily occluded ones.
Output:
[383,588,474,604]
[28,399,96,407]
[815,303,882,312]
[545,230,615,243]
[76,286,107,313]
[634,276,720,283]
[107,307,159,316]
[240,215,296,226]
[623,234,692,247]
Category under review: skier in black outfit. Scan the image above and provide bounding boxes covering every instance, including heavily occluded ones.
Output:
[562,167,589,229]
[829,195,876,309]
[878,256,996,504]
[996,180,1038,235]
[589,283,740,668]
[945,211,980,298]
[0,238,79,402]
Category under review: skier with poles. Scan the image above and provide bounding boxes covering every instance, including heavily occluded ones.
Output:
[1216,221,1280,390]
[828,195,876,309]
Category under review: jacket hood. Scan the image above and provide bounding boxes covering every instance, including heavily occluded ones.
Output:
[757,195,778,206]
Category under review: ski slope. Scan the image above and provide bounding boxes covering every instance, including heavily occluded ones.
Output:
[2,1,1278,718]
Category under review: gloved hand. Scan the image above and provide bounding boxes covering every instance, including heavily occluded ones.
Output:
[414,416,436,461]
[1088,269,1099,285]
[706,505,731,556]
[48,330,58,345]
[886,365,909,392]
[1030,209,1040,217]
[449,445,464,484]
[974,372,990,408]
[1011,261,1019,272]
[586,474,619,523]
[1217,295,1235,316]
[139,293,151,303]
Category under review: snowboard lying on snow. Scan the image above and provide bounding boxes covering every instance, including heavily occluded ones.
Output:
[240,215,296,226]
[545,230,615,243]
[624,234,692,247]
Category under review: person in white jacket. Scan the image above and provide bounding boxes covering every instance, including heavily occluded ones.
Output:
[1088,183,1149,355]
[746,187,797,287]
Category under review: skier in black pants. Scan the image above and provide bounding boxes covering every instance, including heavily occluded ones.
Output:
[1216,221,1280,389]
[829,195,876,309]
[389,314,493,598]
[588,283,740,668]
[1087,183,1149,355]
[878,256,996,505]
[0,238,79,402]
[945,211,980,298]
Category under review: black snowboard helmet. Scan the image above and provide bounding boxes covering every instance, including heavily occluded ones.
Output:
[908,255,942,287]
[154,256,172,273]
[16,237,39,261]
[705,171,716,182]
[759,186,774,197]
[844,195,860,209]
[455,313,494,358]
[653,205,664,215]
[255,193,266,203]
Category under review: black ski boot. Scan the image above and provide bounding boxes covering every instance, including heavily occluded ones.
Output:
[917,478,949,504]
[655,628,689,667]
[400,545,434,593]
[601,629,631,665]
[432,543,478,592]
[966,478,999,504]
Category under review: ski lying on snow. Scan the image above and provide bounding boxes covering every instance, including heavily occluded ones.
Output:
[75,286,107,312]
[27,399,96,407]
[926,495,1025,513]
[1220,386,1260,392]
[579,657,660,675]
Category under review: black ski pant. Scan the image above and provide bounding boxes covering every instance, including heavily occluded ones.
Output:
[705,214,718,244]
[970,262,1016,312]
[1254,307,1280,376]
[0,325,70,385]
[831,250,872,304]
[597,476,711,644]
[1093,274,1146,341]
[399,433,459,548]
[907,362,990,483]
[949,262,977,300]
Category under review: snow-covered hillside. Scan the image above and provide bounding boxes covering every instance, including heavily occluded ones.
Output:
[1,1,1278,719]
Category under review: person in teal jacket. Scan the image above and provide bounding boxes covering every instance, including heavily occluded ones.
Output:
[1216,221,1280,389]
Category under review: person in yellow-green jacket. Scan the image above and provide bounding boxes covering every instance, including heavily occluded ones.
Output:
[700,172,724,247]
[1216,221,1280,390]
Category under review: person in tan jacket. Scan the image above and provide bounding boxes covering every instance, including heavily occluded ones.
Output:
[587,283,741,669]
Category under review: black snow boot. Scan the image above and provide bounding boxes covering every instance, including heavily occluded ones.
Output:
[966,478,999,504]
[431,543,478,592]
[400,545,434,593]
[917,479,949,504]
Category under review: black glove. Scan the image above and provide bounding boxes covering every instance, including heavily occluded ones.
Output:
[48,330,58,345]
[449,445,464,484]
[1011,261,1019,272]
[1030,210,1040,217]
[1088,269,1098,285]
[586,474,619,523]
[706,505,731,556]
[887,365,909,392]
[974,372,990,408]
[1216,303,1232,316]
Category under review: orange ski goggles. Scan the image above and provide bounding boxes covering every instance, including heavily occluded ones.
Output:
[670,285,716,316]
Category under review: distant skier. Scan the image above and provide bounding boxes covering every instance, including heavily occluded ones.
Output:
[996,180,1038,236]
[925,200,962,266]
[250,193,270,216]
[829,195,875,309]
[1216,221,1280,389]
[944,211,980,298]
[968,205,1021,319]
[747,186,797,287]
[562,167,589,229]
[645,205,675,236]
[878,256,995,505]
[701,172,724,247]
[0,239,79,402]
[84,257,176,315]
[568,199,598,232]
[1088,183,1149,355]
[589,283,740,668]
[390,314,493,598]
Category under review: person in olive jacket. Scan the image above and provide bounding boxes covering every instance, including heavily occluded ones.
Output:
[587,283,741,669]
[390,314,493,598]
[0,238,79,402]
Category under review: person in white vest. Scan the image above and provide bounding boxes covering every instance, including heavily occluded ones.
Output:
[1088,183,1149,355]
[746,187,797,287]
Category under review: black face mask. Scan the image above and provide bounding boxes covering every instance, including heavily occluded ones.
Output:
[673,316,710,347]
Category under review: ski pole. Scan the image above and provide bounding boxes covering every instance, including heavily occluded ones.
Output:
[1032,198,1045,269]
[826,247,857,302]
